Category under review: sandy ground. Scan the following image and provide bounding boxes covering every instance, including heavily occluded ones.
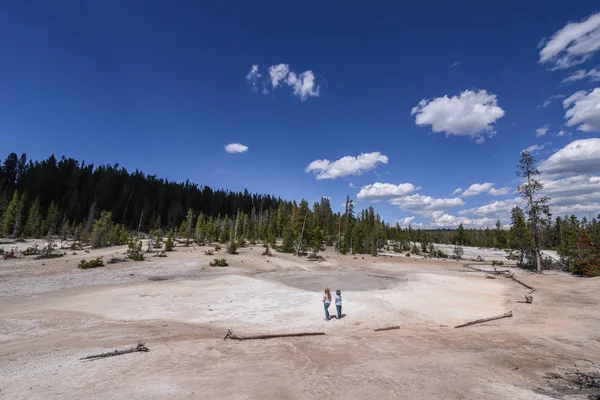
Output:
[0,239,599,399]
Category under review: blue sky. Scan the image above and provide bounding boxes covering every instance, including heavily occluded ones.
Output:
[1,1,600,227]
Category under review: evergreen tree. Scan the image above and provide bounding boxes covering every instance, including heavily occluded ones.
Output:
[517,151,551,273]
[1,190,19,236]
[165,229,175,251]
[506,207,532,267]
[44,201,61,236]
[493,220,507,249]
[91,211,114,248]
[25,196,43,238]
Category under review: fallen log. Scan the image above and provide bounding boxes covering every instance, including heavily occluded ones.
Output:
[223,329,325,341]
[374,326,400,332]
[464,265,510,274]
[506,273,535,290]
[80,342,149,361]
[454,311,513,328]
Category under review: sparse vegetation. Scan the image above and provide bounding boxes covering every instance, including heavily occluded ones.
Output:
[262,244,272,256]
[204,250,214,255]
[78,257,104,269]
[22,245,40,256]
[154,250,167,258]
[165,229,175,251]
[126,239,145,261]
[209,258,228,267]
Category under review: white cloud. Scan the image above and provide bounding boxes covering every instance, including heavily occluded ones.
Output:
[411,89,505,143]
[269,64,290,88]
[522,141,552,154]
[349,182,355,188]
[390,194,464,213]
[397,216,416,226]
[450,61,461,68]
[562,67,600,83]
[224,143,249,154]
[536,125,550,137]
[537,94,565,109]
[539,12,600,70]
[245,65,262,91]
[539,138,600,176]
[563,88,600,132]
[305,152,389,180]
[557,130,567,137]
[461,199,521,219]
[357,182,418,200]
[462,182,494,197]
[247,64,321,101]
[285,71,320,101]
[452,188,463,195]
[429,213,496,228]
[489,187,511,196]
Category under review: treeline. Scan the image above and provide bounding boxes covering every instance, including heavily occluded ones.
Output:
[1,152,598,276]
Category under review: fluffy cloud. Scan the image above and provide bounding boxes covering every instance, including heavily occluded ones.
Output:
[537,94,565,109]
[390,194,464,213]
[397,216,416,226]
[538,139,600,219]
[538,12,600,70]
[349,182,355,188]
[563,88,600,132]
[460,199,521,219]
[452,188,463,195]
[429,213,496,228]
[522,141,552,154]
[411,89,505,143]
[489,187,511,196]
[357,182,418,200]
[245,65,262,91]
[246,64,320,101]
[305,152,388,180]
[536,125,550,137]
[557,130,567,137]
[224,143,249,154]
[539,138,600,176]
[269,64,290,88]
[462,182,494,197]
[562,67,600,83]
[285,71,320,101]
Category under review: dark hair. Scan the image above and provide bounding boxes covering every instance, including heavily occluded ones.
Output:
[336,289,341,295]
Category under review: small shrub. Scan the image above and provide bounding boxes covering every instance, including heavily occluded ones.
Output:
[308,252,324,261]
[476,255,484,262]
[165,229,175,251]
[491,260,504,266]
[405,253,411,257]
[37,243,63,259]
[126,239,145,261]
[410,245,420,255]
[107,257,125,264]
[227,241,238,255]
[153,250,167,258]
[214,244,222,251]
[209,258,228,267]
[237,237,246,248]
[204,250,214,256]
[262,244,272,256]
[0,247,5,256]
[69,242,83,250]
[249,239,256,245]
[23,245,40,256]
[78,257,104,269]
[3,248,17,259]
[15,238,26,243]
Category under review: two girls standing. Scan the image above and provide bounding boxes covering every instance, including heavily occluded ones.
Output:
[322,288,343,321]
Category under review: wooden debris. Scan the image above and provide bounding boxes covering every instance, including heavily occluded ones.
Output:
[223,329,325,341]
[506,273,535,290]
[464,265,510,274]
[80,342,149,361]
[374,326,400,332]
[454,311,513,328]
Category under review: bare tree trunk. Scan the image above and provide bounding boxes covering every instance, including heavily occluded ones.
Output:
[137,210,143,238]
[297,214,307,255]
[234,209,239,242]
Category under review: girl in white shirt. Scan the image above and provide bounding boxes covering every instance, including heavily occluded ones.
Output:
[322,288,332,321]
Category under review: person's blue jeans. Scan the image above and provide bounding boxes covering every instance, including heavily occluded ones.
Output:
[336,305,342,318]
[324,302,331,319]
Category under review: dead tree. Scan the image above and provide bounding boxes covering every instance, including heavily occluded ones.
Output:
[223,329,324,341]
[80,342,149,361]
[374,326,400,332]
[455,311,513,328]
